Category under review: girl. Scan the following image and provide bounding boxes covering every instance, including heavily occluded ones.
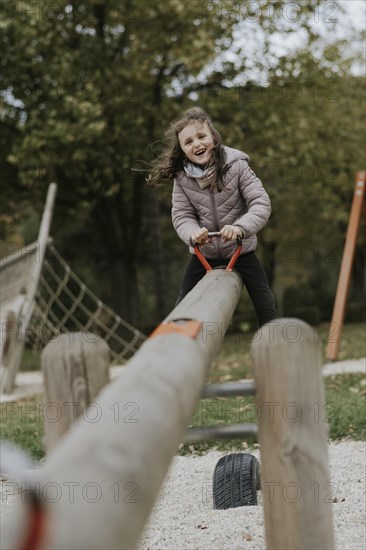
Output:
[148,107,277,327]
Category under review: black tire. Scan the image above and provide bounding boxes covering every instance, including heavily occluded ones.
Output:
[213,453,259,509]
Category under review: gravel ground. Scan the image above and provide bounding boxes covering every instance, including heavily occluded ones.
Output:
[1,360,365,548]
[136,441,365,550]
[1,441,364,549]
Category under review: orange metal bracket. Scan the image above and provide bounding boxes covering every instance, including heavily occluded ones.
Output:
[194,240,242,272]
[149,320,202,339]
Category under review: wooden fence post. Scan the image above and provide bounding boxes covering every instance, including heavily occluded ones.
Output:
[42,332,110,452]
[251,318,335,550]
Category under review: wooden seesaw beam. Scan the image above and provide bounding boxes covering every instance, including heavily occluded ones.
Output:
[39,268,243,549]
[8,272,334,549]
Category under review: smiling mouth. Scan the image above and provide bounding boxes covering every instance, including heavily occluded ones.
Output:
[195,149,206,156]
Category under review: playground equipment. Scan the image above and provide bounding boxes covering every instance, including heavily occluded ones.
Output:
[0,184,146,394]
[42,332,110,453]
[193,233,261,510]
[326,171,365,361]
[0,184,57,394]
[28,243,146,361]
[2,272,334,550]
[193,231,243,272]
[20,267,242,549]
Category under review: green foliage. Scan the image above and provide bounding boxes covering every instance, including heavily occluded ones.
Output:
[1,0,248,323]
[197,57,365,315]
[1,0,365,326]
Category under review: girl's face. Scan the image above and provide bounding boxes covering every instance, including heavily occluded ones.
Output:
[178,121,214,165]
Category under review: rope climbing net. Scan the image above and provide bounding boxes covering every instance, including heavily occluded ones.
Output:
[26,244,146,362]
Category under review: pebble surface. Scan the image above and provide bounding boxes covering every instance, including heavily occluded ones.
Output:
[138,441,365,550]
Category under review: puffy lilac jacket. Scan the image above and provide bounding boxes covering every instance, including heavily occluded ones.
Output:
[171,146,271,259]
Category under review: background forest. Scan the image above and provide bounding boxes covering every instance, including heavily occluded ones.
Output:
[1,0,365,333]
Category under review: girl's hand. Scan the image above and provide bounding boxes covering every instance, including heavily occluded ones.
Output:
[191,227,209,245]
[220,225,244,242]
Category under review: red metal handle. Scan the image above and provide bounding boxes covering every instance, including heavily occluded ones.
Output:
[194,234,242,272]
[226,242,242,271]
[193,245,213,271]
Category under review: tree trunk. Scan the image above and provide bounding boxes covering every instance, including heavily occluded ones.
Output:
[91,196,141,327]
[148,189,168,321]
[109,255,139,327]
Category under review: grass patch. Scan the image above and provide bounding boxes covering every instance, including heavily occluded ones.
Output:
[0,395,44,460]
[319,322,366,361]
[178,323,365,455]
[325,373,366,440]
[1,324,365,461]
[179,372,366,455]
[21,349,42,371]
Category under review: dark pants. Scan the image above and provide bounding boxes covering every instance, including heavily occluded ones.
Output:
[176,251,277,328]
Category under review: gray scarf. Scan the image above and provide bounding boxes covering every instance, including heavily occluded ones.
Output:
[183,160,216,189]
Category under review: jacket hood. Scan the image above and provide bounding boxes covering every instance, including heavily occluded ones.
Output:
[223,145,250,167]
[175,145,250,185]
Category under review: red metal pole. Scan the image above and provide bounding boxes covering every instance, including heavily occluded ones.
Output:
[226,243,242,271]
[194,246,213,271]
[326,171,366,361]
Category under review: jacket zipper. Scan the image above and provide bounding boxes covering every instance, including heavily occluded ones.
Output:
[209,188,220,231]
[209,188,222,257]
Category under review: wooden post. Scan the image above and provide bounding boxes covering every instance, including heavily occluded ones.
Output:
[42,332,110,452]
[326,171,365,361]
[251,318,334,550]
[0,244,41,394]
[0,183,57,394]
[37,269,243,549]
[24,183,58,327]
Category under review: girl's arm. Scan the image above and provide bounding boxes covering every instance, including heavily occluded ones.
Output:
[233,161,271,238]
[171,179,201,246]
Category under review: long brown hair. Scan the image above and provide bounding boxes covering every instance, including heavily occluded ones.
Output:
[147,107,228,191]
